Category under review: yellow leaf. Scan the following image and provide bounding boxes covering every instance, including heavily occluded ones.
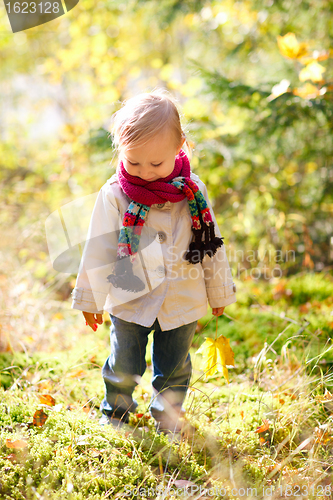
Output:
[293,83,321,99]
[38,394,56,406]
[197,338,217,378]
[69,369,87,378]
[215,335,235,383]
[196,335,235,382]
[299,61,326,82]
[277,33,308,59]
[6,439,28,449]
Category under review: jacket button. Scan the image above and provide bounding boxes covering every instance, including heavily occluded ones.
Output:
[155,265,166,278]
[156,231,167,243]
[157,203,165,208]
[233,283,237,293]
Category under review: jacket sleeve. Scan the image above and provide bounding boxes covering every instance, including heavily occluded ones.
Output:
[199,180,237,309]
[71,182,120,314]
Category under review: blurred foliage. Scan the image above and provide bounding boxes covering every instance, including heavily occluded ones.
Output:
[0,0,333,302]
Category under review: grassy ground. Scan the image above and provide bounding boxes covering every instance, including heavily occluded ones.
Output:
[1,271,333,499]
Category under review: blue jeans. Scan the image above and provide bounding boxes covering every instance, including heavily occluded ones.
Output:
[99,315,197,426]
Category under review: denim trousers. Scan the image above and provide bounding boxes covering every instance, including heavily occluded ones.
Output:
[99,315,197,425]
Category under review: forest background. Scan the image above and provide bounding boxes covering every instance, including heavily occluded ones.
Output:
[1,0,332,354]
[1,0,333,498]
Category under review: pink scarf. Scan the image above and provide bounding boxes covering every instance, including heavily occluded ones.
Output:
[116,150,190,205]
[107,151,223,292]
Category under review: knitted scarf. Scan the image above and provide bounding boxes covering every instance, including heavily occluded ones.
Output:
[107,151,223,292]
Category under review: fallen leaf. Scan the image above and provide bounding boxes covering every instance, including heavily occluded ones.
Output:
[235,429,242,435]
[303,252,315,269]
[277,33,308,59]
[69,369,87,378]
[6,439,28,449]
[38,395,56,406]
[5,453,18,462]
[255,419,270,433]
[33,409,48,427]
[240,410,244,420]
[38,380,53,392]
[299,303,311,313]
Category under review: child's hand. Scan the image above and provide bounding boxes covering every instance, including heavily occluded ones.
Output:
[82,311,103,332]
[212,307,225,317]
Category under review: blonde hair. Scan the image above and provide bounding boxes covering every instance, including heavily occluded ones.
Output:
[110,89,190,155]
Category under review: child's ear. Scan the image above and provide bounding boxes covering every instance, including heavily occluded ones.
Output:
[176,136,186,154]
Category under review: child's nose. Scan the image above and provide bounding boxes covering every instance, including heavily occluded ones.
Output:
[139,167,151,179]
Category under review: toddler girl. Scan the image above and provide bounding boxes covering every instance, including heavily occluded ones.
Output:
[71,90,236,433]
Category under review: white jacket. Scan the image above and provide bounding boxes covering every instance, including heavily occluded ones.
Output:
[71,172,236,331]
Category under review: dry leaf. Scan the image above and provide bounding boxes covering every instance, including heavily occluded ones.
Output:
[38,380,53,392]
[6,439,28,449]
[255,419,270,433]
[277,33,308,59]
[236,429,242,435]
[299,61,326,82]
[69,369,87,378]
[33,409,48,427]
[38,395,56,406]
[303,252,315,269]
[293,83,321,99]
[196,335,234,382]
[82,405,91,414]
[240,410,244,420]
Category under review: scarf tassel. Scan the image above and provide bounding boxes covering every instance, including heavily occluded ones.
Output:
[185,223,224,264]
[107,257,146,292]
[204,222,224,257]
[185,228,205,264]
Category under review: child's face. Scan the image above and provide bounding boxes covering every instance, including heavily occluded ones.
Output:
[120,129,184,182]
